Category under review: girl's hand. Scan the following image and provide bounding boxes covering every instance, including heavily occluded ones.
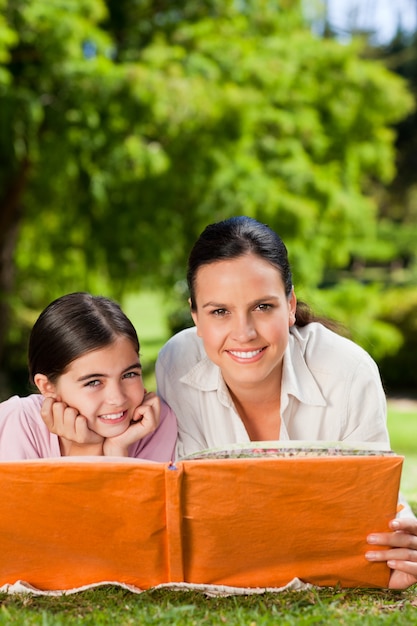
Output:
[103,392,161,457]
[366,517,417,589]
[41,396,104,456]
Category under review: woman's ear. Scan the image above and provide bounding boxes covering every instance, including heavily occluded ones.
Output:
[33,374,57,398]
[289,287,297,327]
[189,298,201,335]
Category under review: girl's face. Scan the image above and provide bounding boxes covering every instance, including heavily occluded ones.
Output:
[42,336,145,438]
[190,253,296,393]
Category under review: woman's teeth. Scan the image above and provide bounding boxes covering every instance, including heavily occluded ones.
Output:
[229,349,262,359]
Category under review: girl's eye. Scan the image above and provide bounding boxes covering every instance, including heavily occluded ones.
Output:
[84,379,101,388]
[123,370,141,379]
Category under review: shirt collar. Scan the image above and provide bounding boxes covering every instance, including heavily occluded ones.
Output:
[180,358,235,408]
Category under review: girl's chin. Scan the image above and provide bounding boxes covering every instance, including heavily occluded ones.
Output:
[95,421,131,437]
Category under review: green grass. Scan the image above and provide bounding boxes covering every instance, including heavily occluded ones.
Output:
[123,291,170,355]
[1,585,417,625]
[387,409,417,455]
[122,290,171,390]
[387,405,417,505]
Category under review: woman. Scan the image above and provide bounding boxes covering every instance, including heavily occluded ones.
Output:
[0,292,177,461]
[156,215,417,589]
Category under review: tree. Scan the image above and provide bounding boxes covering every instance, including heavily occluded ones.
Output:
[0,0,413,394]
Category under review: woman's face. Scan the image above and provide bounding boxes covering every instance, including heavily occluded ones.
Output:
[190,253,296,392]
[43,336,145,438]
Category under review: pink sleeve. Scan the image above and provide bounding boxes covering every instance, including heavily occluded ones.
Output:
[128,399,177,463]
[0,395,61,460]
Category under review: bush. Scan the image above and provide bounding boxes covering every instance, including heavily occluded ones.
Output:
[378,287,417,393]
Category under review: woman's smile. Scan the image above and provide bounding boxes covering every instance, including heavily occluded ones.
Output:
[226,347,266,361]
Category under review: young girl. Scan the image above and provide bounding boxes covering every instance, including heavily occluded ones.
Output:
[0,292,177,461]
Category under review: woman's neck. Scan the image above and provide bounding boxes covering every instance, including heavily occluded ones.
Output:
[228,381,282,442]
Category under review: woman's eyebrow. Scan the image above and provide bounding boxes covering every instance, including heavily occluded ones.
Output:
[202,295,281,309]
[202,301,227,309]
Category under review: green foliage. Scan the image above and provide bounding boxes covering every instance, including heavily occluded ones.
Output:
[0,0,415,391]
[303,281,404,361]
[378,288,417,392]
[4,0,413,286]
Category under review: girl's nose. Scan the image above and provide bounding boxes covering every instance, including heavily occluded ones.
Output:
[106,383,127,406]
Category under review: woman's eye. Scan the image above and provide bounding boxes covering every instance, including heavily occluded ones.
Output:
[257,303,273,311]
[211,308,228,316]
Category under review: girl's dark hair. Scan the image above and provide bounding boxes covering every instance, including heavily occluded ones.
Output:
[187,216,339,330]
[28,292,140,384]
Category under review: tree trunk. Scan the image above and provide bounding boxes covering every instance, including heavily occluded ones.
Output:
[0,159,29,383]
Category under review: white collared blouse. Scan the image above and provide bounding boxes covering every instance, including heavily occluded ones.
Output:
[156,323,389,459]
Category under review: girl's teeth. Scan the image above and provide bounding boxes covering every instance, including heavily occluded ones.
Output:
[230,350,262,359]
[100,412,124,420]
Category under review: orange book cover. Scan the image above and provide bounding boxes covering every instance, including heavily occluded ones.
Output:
[0,444,403,591]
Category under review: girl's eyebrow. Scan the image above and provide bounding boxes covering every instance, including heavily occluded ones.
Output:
[76,362,141,382]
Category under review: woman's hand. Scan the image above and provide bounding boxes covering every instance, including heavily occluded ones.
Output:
[41,397,104,456]
[366,517,417,589]
[103,392,161,457]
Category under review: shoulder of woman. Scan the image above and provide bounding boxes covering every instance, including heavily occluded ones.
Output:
[159,326,203,358]
[157,326,206,378]
[291,322,377,368]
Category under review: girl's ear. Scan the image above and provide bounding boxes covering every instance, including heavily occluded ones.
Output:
[33,374,57,398]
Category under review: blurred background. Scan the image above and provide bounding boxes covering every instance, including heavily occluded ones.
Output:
[0,0,417,407]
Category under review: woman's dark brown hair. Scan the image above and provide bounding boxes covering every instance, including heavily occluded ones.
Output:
[187,216,341,330]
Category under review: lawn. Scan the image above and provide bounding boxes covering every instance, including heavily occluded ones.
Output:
[2,291,416,624]
[1,585,417,625]
[122,290,173,390]
[387,405,417,506]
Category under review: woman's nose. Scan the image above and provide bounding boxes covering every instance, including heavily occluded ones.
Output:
[231,315,257,342]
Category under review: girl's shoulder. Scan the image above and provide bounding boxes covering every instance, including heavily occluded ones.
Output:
[0,394,60,461]
[0,393,44,421]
